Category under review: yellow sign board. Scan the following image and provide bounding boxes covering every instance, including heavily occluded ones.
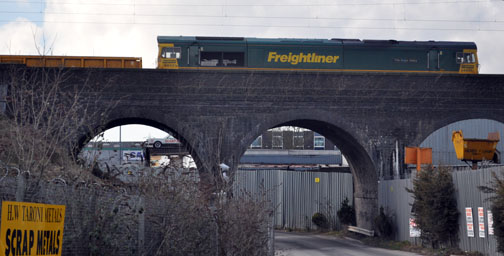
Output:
[1,201,65,256]
[315,177,320,183]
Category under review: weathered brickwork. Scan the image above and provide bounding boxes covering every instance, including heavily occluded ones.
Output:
[2,65,504,230]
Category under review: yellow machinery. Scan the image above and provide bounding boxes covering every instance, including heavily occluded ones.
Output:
[452,130,500,169]
[0,55,142,68]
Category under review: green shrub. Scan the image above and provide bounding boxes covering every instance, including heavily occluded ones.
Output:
[312,212,329,230]
[407,166,459,248]
[374,206,394,238]
[337,197,356,226]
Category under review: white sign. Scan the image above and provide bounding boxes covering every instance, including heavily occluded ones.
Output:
[478,207,485,238]
[122,150,144,161]
[409,218,421,237]
[466,207,474,237]
[488,210,494,236]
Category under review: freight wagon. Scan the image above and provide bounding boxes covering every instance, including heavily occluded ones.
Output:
[157,36,478,74]
[0,55,142,68]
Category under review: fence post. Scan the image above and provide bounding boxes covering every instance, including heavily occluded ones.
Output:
[269,213,275,256]
[15,174,25,201]
[0,82,6,114]
[137,196,145,255]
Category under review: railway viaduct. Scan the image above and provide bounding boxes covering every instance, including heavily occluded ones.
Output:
[2,65,504,230]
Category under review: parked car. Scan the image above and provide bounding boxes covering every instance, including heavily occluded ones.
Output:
[144,137,180,148]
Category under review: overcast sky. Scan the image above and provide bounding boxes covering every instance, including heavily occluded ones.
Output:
[1,0,504,141]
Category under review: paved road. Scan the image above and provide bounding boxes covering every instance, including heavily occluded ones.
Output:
[275,231,421,256]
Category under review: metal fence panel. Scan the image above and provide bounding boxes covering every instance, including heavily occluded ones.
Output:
[378,178,419,244]
[235,169,353,230]
[379,167,504,256]
[452,168,502,255]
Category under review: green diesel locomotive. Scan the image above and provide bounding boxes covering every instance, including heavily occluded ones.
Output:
[157,36,478,74]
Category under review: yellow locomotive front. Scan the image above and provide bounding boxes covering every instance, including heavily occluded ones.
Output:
[457,49,479,74]
[158,43,181,69]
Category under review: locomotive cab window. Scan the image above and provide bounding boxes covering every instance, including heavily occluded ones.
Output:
[161,47,181,59]
[200,51,244,67]
[456,52,476,64]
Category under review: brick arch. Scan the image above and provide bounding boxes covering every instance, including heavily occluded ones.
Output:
[413,117,504,167]
[411,112,504,147]
[235,111,378,230]
[77,116,204,172]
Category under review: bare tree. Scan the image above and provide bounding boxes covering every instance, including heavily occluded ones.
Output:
[136,166,217,256]
[133,164,273,256]
[215,186,274,256]
[0,65,116,182]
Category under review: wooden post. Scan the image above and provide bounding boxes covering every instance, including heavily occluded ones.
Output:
[416,147,421,171]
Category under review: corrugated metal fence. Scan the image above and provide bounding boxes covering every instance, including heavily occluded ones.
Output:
[379,167,504,256]
[234,169,354,230]
[378,177,417,243]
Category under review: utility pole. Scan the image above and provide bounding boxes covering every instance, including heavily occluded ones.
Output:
[119,125,122,165]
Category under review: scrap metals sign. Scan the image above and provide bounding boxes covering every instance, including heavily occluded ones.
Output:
[1,201,65,256]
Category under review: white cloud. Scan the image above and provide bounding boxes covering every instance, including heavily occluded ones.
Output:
[101,125,168,142]
[0,18,44,55]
